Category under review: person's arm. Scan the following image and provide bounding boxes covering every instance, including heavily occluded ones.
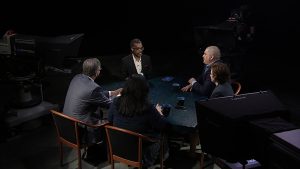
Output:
[149,105,169,132]
[90,87,112,109]
[181,77,196,92]
[155,104,163,115]
[181,83,193,92]
[110,88,122,97]
[121,57,129,80]
[142,55,153,79]
[191,74,215,97]
[3,29,15,39]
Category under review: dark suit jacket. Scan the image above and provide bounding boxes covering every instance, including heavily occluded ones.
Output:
[191,60,222,97]
[108,98,169,167]
[63,74,111,124]
[121,54,152,80]
[210,82,234,98]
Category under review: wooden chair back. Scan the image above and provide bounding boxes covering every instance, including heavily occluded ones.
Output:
[231,81,241,95]
[105,125,164,169]
[51,110,108,169]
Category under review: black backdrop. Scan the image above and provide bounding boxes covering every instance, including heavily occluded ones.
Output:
[1,0,299,91]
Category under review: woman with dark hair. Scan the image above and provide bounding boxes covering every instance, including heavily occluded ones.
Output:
[210,62,234,98]
[108,74,169,168]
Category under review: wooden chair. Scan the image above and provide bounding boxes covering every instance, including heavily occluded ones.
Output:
[231,81,241,95]
[105,125,164,169]
[50,110,108,169]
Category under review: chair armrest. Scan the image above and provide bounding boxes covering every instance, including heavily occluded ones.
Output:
[50,109,109,128]
[142,132,166,143]
[80,120,109,128]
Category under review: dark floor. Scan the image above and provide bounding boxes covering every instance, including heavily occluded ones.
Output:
[0,114,215,169]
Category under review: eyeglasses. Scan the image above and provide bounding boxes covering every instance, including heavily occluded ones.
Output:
[132,47,144,51]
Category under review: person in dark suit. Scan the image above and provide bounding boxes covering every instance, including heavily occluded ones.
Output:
[181,46,222,98]
[210,62,234,98]
[121,38,152,80]
[63,57,122,143]
[108,74,169,168]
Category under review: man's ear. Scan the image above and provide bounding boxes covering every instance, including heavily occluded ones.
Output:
[131,48,134,52]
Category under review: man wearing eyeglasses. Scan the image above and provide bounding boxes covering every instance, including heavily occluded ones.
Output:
[121,38,152,80]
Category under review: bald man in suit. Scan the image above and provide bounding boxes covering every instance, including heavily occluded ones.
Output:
[181,46,222,98]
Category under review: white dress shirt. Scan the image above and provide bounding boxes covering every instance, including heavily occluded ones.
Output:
[132,54,143,75]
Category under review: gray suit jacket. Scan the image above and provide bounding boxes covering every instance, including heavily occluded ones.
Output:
[63,74,111,124]
[210,82,234,98]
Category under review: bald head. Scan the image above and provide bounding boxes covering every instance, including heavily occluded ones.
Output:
[203,46,221,65]
[206,46,221,60]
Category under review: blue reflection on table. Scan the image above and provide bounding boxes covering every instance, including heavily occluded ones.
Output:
[102,76,206,129]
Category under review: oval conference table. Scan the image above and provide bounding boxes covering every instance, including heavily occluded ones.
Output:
[101,76,206,133]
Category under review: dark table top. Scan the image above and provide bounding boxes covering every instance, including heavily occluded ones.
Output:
[102,76,204,128]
